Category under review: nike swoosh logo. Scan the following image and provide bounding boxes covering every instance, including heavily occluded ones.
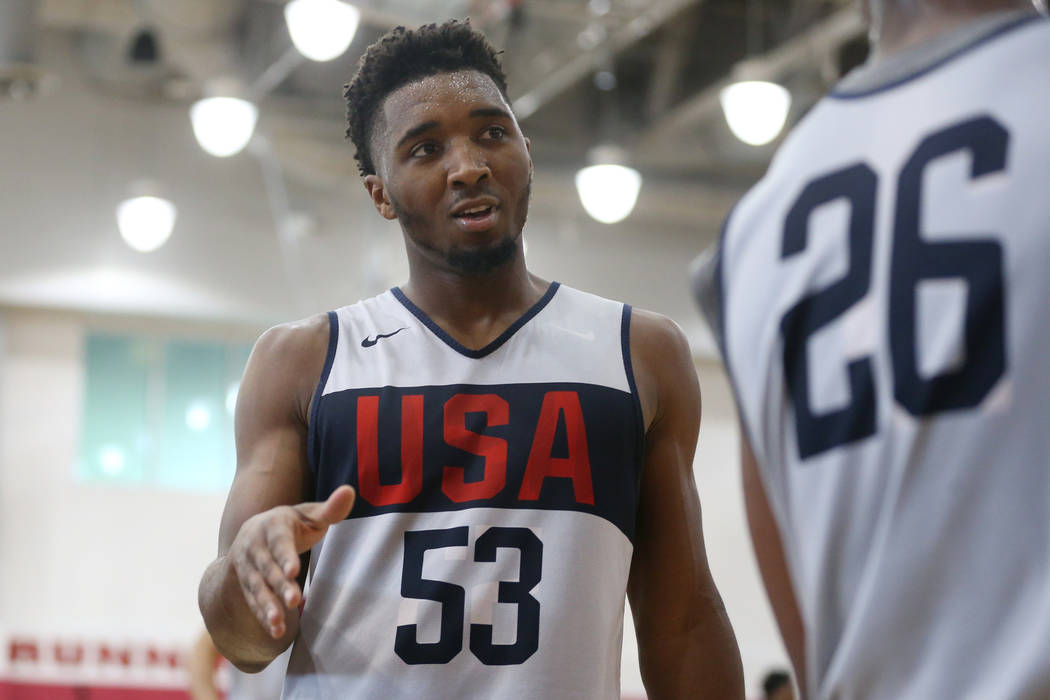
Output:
[361,327,407,348]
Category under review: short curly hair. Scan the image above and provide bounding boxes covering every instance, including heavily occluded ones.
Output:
[343,19,509,177]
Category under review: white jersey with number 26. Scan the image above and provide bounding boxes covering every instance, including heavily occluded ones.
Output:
[713,13,1050,700]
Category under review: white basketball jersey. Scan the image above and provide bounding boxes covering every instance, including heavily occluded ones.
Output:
[283,283,645,699]
[702,13,1050,700]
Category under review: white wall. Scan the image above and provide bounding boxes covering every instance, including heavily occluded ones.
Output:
[0,309,231,646]
[0,309,786,697]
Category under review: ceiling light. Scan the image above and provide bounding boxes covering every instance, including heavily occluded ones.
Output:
[575,146,642,224]
[189,96,258,157]
[116,196,176,253]
[594,70,616,91]
[719,80,791,146]
[284,0,360,62]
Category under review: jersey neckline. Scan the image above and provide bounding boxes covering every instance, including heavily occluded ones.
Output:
[830,11,1043,100]
[390,281,561,359]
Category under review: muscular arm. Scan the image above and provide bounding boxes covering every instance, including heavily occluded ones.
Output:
[627,310,744,699]
[187,631,221,700]
[197,316,354,672]
[741,435,807,697]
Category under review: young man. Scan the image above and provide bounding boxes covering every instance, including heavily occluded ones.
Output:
[694,1,1049,698]
[199,20,743,699]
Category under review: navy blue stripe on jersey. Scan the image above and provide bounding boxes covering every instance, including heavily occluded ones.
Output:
[620,305,646,488]
[307,310,339,475]
[712,205,736,361]
[311,382,642,541]
[709,206,761,452]
[830,13,1044,100]
[391,282,561,359]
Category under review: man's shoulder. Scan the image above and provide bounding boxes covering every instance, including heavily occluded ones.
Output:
[629,308,685,344]
[251,313,333,373]
[628,309,693,382]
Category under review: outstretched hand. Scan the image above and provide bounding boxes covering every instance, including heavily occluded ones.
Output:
[228,485,356,639]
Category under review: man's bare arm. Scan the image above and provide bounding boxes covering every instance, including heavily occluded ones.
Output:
[627,310,744,699]
[197,316,354,672]
[741,434,807,697]
[187,631,221,700]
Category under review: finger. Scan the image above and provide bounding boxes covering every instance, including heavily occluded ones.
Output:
[296,485,356,529]
[235,556,287,639]
[263,518,301,578]
[262,528,303,606]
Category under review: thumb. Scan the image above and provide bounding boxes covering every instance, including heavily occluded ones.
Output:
[297,485,356,530]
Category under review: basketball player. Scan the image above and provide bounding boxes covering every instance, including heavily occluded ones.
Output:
[693,1,1049,698]
[198,20,743,699]
[188,630,289,700]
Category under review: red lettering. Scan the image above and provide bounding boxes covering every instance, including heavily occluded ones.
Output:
[9,640,38,664]
[519,391,594,504]
[146,647,181,669]
[357,394,424,506]
[442,394,509,502]
[99,645,132,667]
[53,641,84,665]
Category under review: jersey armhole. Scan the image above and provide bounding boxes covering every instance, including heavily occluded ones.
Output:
[620,304,647,489]
[306,310,339,488]
[708,207,766,464]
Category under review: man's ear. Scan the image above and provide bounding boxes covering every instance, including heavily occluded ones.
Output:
[364,175,397,220]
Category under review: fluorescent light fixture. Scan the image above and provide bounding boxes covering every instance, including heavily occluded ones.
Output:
[719,80,791,146]
[116,196,176,252]
[284,0,360,62]
[190,96,258,157]
[575,163,642,224]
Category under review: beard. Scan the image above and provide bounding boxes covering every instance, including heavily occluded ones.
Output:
[392,179,531,275]
[444,234,519,273]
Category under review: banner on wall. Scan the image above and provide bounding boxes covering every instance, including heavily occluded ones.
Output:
[0,633,188,699]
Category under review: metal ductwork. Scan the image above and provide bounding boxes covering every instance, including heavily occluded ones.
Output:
[0,0,43,99]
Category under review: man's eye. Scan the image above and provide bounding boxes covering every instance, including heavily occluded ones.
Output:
[484,126,506,140]
[410,142,437,158]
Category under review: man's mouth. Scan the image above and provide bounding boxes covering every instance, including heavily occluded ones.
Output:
[454,205,495,221]
[451,203,500,232]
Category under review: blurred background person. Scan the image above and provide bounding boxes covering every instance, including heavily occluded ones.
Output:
[695,0,1049,698]
[762,669,796,700]
[188,630,290,700]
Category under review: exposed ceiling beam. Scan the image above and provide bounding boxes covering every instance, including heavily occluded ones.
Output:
[636,6,863,151]
[511,0,702,120]
[644,8,697,121]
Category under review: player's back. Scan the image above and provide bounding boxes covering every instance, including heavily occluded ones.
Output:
[713,12,1050,699]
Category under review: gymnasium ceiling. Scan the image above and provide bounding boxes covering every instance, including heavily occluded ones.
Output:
[0,0,869,355]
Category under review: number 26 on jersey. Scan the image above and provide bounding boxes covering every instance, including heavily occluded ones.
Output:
[780,116,1008,459]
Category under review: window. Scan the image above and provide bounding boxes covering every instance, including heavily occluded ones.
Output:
[79,333,251,491]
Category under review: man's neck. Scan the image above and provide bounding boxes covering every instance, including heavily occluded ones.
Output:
[399,255,549,350]
[872,1,1036,58]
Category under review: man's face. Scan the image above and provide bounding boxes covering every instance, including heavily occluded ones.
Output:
[365,69,533,274]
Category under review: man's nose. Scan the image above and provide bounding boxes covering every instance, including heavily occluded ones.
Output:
[447,141,490,188]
